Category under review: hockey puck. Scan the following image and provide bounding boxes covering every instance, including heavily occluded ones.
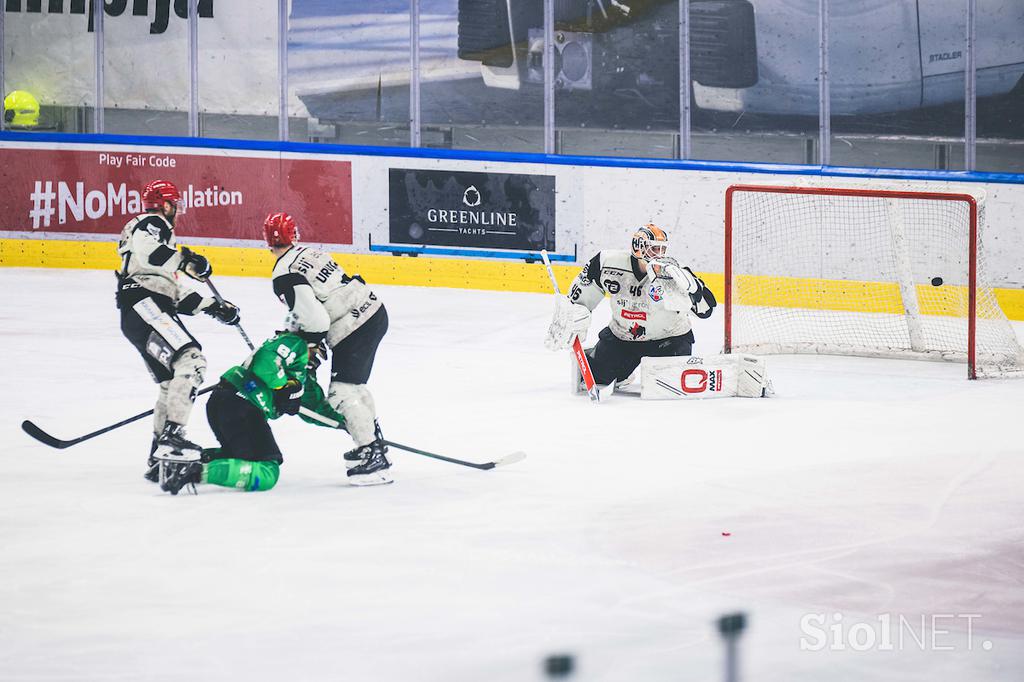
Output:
[721,532,731,537]
[931,277,944,286]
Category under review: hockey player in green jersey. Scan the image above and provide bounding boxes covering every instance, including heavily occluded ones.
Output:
[156,331,347,495]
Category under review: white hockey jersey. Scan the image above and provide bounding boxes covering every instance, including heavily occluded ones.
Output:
[117,213,192,303]
[271,246,382,346]
[569,250,703,342]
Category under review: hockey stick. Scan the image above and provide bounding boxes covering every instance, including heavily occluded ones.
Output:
[206,278,255,350]
[22,385,218,449]
[540,250,602,402]
[226,319,523,471]
[296,404,525,470]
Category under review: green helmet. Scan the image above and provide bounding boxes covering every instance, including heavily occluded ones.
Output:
[4,90,40,128]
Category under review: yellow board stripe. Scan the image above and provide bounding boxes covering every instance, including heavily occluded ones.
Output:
[1,238,1022,320]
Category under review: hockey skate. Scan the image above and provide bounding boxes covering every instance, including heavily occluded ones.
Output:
[144,436,160,483]
[152,422,203,494]
[343,439,393,486]
[159,460,203,496]
[152,422,202,461]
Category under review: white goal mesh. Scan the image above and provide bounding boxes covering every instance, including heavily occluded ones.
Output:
[724,185,1024,378]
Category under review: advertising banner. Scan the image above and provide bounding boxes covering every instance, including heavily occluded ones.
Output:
[0,147,353,245]
[2,1,278,116]
[388,168,556,251]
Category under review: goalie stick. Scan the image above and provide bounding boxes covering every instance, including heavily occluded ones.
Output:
[540,250,602,402]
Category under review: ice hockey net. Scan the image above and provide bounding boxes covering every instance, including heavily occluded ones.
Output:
[724,184,1024,379]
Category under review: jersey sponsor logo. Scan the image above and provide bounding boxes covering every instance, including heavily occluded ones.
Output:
[628,321,646,340]
[680,368,724,394]
[604,280,621,294]
[648,282,665,303]
[350,299,376,318]
[620,309,647,321]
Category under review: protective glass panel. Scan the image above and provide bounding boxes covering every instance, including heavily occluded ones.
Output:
[553,0,680,158]
[975,0,1024,172]
[288,0,410,147]
[199,0,281,140]
[420,0,542,152]
[102,2,188,136]
[690,0,817,164]
[829,2,965,171]
[3,2,96,133]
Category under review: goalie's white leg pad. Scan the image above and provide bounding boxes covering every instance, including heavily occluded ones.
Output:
[640,354,770,399]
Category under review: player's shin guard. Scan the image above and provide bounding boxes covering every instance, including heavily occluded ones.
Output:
[328,382,378,446]
[164,349,207,425]
[204,459,280,492]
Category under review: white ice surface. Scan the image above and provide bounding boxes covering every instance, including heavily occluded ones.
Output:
[2,268,1023,681]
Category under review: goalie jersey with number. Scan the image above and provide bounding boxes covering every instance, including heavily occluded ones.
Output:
[569,250,705,342]
[271,246,382,346]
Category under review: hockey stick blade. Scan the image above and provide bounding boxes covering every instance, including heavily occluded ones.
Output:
[21,420,77,449]
[489,450,527,469]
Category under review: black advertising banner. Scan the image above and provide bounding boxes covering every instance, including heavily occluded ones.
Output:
[389,168,556,251]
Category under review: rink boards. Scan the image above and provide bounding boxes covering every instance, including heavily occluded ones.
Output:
[1,134,1023,319]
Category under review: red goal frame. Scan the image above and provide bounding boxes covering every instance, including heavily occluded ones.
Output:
[724,185,980,379]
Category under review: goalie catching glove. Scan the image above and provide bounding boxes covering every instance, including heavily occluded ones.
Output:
[545,296,591,351]
[648,257,717,319]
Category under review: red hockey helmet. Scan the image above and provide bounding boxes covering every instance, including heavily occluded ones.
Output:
[631,223,669,260]
[264,212,299,247]
[142,179,185,214]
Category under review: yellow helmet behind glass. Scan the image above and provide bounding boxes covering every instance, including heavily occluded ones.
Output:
[4,90,40,128]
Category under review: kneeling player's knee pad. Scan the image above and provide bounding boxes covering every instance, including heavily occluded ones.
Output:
[164,349,207,425]
[205,459,280,492]
[328,382,377,446]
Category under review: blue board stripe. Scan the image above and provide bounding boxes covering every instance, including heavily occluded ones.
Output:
[2,130,1022,185]
[369,244,574,261]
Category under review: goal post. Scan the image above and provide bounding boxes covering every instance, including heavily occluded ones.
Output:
[723,184,1024,379]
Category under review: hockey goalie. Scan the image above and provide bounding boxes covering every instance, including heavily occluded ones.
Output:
[544,224,770,399]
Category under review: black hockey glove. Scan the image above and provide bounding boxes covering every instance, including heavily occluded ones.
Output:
[274,379,304,416]
[204,299,240,326]
[688,271,718,320]
[306,338,329,372]
[179,247,212,281]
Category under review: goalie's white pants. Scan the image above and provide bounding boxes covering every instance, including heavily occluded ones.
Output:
[640,353,770,399]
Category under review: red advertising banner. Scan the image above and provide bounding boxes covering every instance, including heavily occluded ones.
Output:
[0,147,353,245]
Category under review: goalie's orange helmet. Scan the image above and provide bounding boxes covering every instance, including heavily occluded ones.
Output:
[631,224,669,260]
